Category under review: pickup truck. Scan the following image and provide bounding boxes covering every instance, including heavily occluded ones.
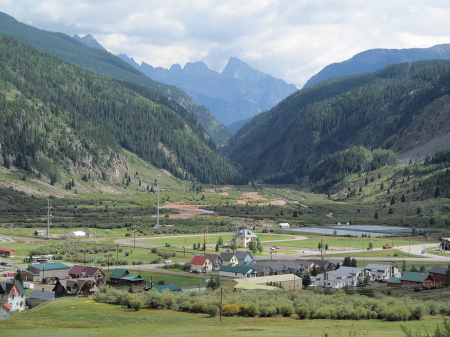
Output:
[382,244,393,249]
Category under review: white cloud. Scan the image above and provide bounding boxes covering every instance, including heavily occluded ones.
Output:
[1,0,450,87]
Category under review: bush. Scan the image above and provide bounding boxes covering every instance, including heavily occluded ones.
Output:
[179,301,192,312]
[206,304,220,317]
[385,306,410,321]
[191,301,207,313]
[279,304,294,317]
[296,306,310,319]
[130,298,144,311]
[246,304,259,317]
[222,304,240,316]
[259,306,270,317]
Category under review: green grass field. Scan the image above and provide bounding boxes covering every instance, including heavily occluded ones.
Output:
[1,297,446,337]
[314,248,425,259]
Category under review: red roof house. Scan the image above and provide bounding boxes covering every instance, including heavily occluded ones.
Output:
[0,248,15,257]
[189,256,213,272]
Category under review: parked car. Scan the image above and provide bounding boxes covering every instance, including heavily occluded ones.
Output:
[0,262,7,266]
[0,267,4,272]
[190,269,201,274]
[367,247,372,250]
[164,260,172,264]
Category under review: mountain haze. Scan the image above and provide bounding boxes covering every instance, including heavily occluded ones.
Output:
[118,54,297,126]
[0,12,230,145]
[304,44,450,88]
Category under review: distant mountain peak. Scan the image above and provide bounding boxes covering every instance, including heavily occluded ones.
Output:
[72,34,106,50]
[221,57,267,82]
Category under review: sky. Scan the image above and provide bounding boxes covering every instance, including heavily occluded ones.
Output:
[1,0,450,88]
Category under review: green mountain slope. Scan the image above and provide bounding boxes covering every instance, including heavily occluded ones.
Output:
[0,35,242,184]
[225,60,450,182]
[0,11,230,145]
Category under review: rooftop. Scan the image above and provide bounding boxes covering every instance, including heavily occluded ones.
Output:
[29,262,70,271]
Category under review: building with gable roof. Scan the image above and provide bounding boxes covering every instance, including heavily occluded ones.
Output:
[21,262,70,283]
[0,302,11,320]
[68,265,106,286]
[429,266,447,286]
[364,263,400,282]
[220,252,238,266]
[189,256,213,272]
[0,248,15,257]
[0,280,26,311]
[234,251,254,265]
[218,265,257,278]
[205,254,223,271]
[232,229,258,248]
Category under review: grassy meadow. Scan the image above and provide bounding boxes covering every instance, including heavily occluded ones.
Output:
[1,297,447,337]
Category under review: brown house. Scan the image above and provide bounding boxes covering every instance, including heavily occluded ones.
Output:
[388,272,436,289]
[68,265,106,286]
[429,266,447,286]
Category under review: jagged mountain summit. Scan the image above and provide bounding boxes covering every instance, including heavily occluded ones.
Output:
[72,34,106,50]
[304,44,450,88]
[118,55,297,127]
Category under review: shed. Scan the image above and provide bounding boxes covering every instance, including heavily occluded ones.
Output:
[0,248,15,257]
[0,303,11,320]
[278,223,290,229]
[68,231,86,238]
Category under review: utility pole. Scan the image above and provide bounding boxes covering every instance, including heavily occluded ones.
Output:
[320,236,323,260]
[83,249,86,266]
[220,286,223,322]
[184,238,186,257]
[156,174,161,228]
[117,245,119,265]
[46,199,53,239]
[75,243,77,263]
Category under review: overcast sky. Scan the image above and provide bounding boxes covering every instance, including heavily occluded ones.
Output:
[1,0,450,87]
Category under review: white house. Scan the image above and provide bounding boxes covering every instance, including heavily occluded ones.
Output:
[0,280,26,311]
[364,264,401,282]
[314,267,369,289]
[232,229,258,248]
[68,231,86,238]
[278,223,290,229]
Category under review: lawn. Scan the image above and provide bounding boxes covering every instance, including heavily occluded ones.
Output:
[1,297,446,337]
[312,248,425,259]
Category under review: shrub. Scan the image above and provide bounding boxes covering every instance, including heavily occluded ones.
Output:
[239,304,249,316]
[222,304,240,316]
[296,306,310,319]
[279,304,294,317]
[385,306,410,321]
[259,306,270,317]
[179,301,192,312]
[206,304,220,317]
[246,304,259,317]
[191,301,207,313]
[130,298,144,311]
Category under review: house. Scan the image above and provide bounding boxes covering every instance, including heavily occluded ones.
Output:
[429,266,447,286]
[306,259,335,271]
[399,272,436,289]
[264,262,289,275]
[278,223,291,229]
[244,274,302,291]
[232,229,258,248]
[246,263,272,277]
[234,251,254,265]
[0,280,26,311]
[386,277,401,288]
[109,269,129,284]
[0,303,11,320]
[189,256,213,272]
[314,267,368,288]
[0,248,15,257]
[26,290,55,308]
[220,252,239,266]
[205,254,224,271]
[152,285,182,292]
[119,274,146,286]
[21,262,70,283]
[294,260,316,272]
[68,231,86,238]
[68,265,106,286]
[277,261,305,274]
[441,238,450,251]
[218,265,257,278]
[364,264,401,282]
[53,278,98,297]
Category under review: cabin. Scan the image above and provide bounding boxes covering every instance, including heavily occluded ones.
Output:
[429,266,447,286]
[189,256,213,273]
[278,223,290,229]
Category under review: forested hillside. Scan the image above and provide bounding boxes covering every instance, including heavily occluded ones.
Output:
[225,60,450,182]
[0,35,242,184]
[0,11,230,145]
[304,44,450,88]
